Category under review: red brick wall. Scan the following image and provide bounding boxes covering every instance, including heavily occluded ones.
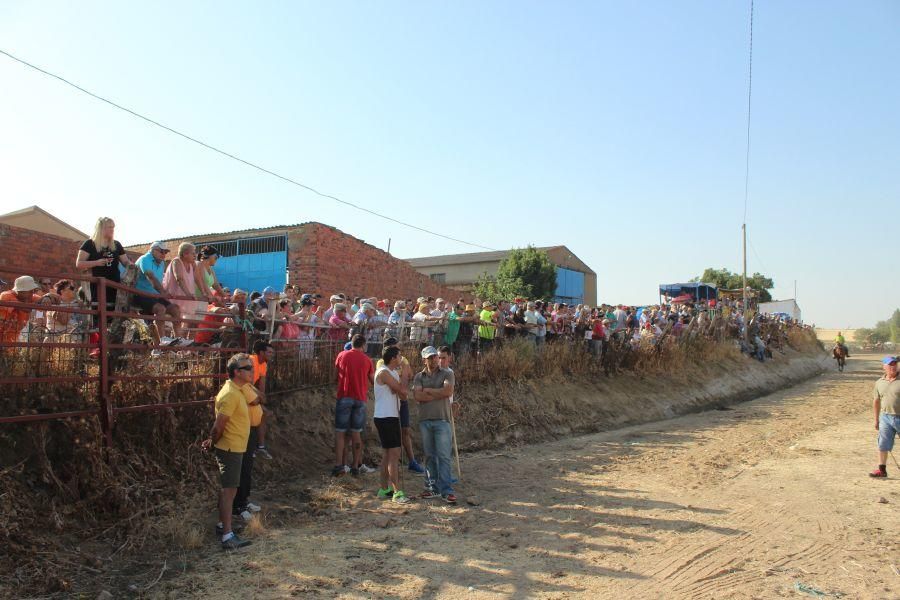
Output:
[290,223,466,303]
[0,223,83,283]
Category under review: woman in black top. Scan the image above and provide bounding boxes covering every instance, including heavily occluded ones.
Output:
[75,217,133,310]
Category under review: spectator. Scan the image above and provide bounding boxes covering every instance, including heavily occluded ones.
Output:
[162,243,205,336]
[75,217,132,310]
[196,245,225,300]
[328,303,353,343]
[0,276,43,343]
[201,352,253,550]
[45,279,83,339]
[38,277,54,297]
[284,285,299,312]
[414,345,456,504]
[478,301,497,352]
[373,345,411,504]
[386,301,407,341]
[250,341,275,460]
[591,316,606,357]
[274,299,300,342]
[377,337,425,474]
[133,241,183,342]
[323,294,342,322]
[524,301,546,348]
[232,377,263,523]
[456,304,479,355]
[870,356,900,478]
[410,302,439,348]
[332,334,376,477]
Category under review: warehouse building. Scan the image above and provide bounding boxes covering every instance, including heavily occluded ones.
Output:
[125,222,461,301]
[405,246,597,306]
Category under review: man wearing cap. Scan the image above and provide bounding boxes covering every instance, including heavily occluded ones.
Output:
[414,346,457,503]
[870,356,900,478]
[323,294,342,322]
[134,242,184,343]
[0,276,44,343]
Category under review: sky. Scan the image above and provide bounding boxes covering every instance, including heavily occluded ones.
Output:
[1,1,897,328]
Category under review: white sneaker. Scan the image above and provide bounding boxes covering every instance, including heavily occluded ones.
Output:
[246,502,261,513]
[236,510,253,522]
[358,464,377,474]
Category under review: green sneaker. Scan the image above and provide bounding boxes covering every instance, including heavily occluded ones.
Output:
[376,487,393,500]
[392,490,410,504]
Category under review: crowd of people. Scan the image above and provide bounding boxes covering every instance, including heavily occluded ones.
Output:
[3,217,848,553]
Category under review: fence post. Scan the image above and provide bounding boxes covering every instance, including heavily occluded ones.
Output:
[97,278,114,448]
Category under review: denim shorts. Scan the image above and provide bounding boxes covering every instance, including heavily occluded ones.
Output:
[335,397,367,433]
[877,413,900,452]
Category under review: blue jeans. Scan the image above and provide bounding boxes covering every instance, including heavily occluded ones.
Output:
[878,413,900,451]
[419,419,454,495]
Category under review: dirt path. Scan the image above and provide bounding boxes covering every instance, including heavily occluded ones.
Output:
[163,354,899,599]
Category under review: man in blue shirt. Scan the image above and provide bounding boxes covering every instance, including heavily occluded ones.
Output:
[133,241,183,342]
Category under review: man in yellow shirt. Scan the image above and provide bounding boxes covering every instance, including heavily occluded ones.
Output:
[202,352,253,550]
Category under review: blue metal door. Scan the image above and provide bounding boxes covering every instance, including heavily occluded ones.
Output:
[206,235,287,293]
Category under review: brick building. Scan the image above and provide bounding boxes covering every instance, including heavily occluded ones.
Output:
[0,223,84,284]
[126,222,464,301]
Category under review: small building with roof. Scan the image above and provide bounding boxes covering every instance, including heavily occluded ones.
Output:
[404,246,597,306]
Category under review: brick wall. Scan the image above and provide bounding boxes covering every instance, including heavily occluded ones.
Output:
[293,223,467,303]
[0,223,83,282]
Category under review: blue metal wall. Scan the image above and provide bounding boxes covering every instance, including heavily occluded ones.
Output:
[554,267,585,305]
[215,252,287,293]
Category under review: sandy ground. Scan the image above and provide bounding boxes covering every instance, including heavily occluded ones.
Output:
[157,354,899,599]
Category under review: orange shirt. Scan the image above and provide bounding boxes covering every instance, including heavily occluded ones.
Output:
[0,291,41,343]
[250,354,268,386]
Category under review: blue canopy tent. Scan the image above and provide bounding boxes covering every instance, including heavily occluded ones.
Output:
[658,282,718,304]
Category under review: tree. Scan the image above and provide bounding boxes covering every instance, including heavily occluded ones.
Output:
[472,246,558,303]
[858,309,900,345]
[693,267,774,302]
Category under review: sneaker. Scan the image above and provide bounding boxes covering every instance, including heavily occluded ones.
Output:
[246,502,262,513]
[256,446,273,460]
[408,460,426,474]
[442,493,457,505]
[377,488,393,500]
[350,467,360,477]
[215,522,244,536]
[420,489,439,500]
[358,464,377,474]
[331,465,349,477]
[150,349,163,357]
[869,467,888,478]
[221,534,251,550]
[232,509,254,522]
[392,490,410,504]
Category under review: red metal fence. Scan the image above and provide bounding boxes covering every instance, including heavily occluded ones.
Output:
[0,266,247,446]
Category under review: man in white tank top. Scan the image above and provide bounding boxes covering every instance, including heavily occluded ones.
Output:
[373,346,411,503]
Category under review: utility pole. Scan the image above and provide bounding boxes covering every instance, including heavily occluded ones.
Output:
[742,224,748,310]
[387,238,391,255]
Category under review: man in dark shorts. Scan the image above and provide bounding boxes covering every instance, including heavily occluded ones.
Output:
[202,353,253,550]
[133,241,183,342]
[377,337,426,474]
[373,346,411,503]
[332,334,376,476]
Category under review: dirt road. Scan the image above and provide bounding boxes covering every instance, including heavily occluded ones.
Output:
[167,354,899,599]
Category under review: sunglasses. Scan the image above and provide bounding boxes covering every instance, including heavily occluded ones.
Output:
[236,365,253,371]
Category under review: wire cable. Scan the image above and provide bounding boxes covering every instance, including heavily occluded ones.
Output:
[0,48,498,252]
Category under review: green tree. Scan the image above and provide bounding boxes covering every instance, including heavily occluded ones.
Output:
[693,267,774,302]
[471,246,558,303]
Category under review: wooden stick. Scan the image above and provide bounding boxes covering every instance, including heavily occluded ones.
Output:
[450,403,462,481]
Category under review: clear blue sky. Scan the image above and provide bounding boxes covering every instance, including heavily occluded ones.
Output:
[1,1,897,327]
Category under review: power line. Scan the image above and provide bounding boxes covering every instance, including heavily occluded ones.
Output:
[0,48,498,252]
[742,0,754,225]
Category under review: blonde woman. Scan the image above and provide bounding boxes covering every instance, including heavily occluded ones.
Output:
[75,217,132,309]
[162,243,205,337]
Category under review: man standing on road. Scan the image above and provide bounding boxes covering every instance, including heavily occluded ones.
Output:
[202,353,253,550]
[332,334,376,476]
[870,356,900,478]
[414,346,456,504]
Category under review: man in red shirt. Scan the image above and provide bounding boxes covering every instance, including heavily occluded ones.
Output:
[332,334,375,476]
[0,276,43,343]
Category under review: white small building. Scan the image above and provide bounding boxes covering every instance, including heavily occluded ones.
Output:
[759,299,802,322]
